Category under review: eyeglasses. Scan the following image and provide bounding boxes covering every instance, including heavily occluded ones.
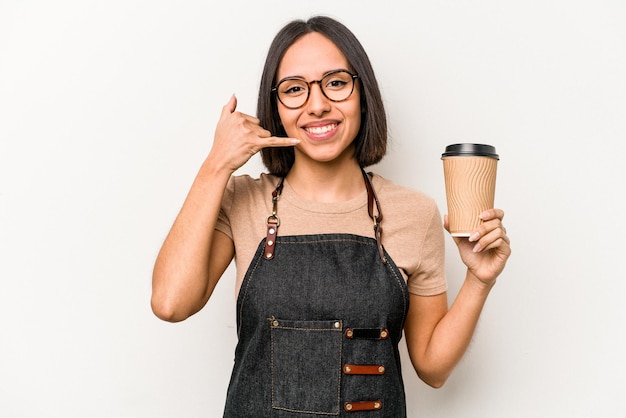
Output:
[272,70,359,109]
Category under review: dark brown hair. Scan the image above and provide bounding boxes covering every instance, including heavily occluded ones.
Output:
[257,16,387,176]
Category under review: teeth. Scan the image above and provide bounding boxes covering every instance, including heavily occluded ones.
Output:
[305,124,336,134]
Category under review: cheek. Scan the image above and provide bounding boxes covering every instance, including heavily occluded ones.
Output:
[349,108,362,136]
[349,92,362,132]
[277,109,296,133]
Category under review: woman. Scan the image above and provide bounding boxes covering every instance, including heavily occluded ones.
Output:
[151,15,511,417]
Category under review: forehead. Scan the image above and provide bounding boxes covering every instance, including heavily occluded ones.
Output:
[277,32,350,79]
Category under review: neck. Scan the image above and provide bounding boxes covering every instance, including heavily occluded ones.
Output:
[286,159,365,203]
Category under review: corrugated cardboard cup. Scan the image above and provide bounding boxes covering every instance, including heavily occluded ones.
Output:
[442,144,499,237]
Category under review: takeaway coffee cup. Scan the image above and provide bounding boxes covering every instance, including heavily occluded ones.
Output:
[442,143,499,237]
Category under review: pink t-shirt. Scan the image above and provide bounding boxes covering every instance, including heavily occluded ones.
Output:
[216,173,448,298]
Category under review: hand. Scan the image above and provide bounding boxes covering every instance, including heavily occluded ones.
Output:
[444,209,511,287]
[208,95,299,173]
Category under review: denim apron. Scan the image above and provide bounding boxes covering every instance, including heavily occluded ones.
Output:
[223,170,410,417]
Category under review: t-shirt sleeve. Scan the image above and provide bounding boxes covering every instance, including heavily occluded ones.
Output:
[406,201,448,296]
[215,175,235,240]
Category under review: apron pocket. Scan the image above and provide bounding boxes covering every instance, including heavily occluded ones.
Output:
[270,318,343,415]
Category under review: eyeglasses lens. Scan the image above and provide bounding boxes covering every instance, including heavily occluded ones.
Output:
[276,71,356,109]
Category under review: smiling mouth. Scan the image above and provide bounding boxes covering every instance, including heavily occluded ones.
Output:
[304,124,337,135]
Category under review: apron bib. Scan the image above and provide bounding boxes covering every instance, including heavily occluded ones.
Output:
[223,170,410,417]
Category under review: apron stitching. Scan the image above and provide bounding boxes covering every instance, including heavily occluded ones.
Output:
[336,324,343,415]
[270,322,343,415]
[237,251,264,339]
[272,406,340,416]
[270,319,275,409]
[386,260,410,320]
[272,326,343,332]
[280,238,377,246]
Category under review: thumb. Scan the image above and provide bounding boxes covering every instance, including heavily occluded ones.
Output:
[221,94,237,116]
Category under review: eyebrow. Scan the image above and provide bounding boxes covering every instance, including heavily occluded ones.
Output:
[276,68,351,84]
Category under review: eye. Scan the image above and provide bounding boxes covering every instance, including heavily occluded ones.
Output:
[284,86,305,95]
[323,72,352,91]
[326,79,348,89]
[279,79,308,96]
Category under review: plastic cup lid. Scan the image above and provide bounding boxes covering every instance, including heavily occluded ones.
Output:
[441,143,499,159]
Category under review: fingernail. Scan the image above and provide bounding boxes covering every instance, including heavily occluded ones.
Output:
[469,232,480,242]
[289,139,300,144]
[473,242,482,253]
[479,211,490,220]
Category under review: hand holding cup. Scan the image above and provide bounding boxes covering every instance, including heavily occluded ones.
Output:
[442,144,511,285]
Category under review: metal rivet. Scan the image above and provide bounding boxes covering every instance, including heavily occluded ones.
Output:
[374,402,381,409]
[269,228,275,234]
[380,330,388,339]
[344,366,351,373]
[272,320,278,327]
[334,322,340,329]
[267,240,273,246]
[266,253,272,258]
[378,366,385,373]
[346,329,353,337]
[345,403,352,411]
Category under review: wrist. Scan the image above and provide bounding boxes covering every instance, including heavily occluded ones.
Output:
[200,153,235,180]
[465,270,496,294]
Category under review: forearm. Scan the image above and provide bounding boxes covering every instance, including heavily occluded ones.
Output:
[411,272,494,387]
[151,156,233,321]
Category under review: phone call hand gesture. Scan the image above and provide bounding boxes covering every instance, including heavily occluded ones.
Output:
[208,95,299,173]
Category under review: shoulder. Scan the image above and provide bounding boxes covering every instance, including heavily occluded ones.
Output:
[228,172,281,198]
[229,172,280,189]
[370,172,438,214]
[221,172,281,218]
[369,173,447,296]
[369,172,443,246]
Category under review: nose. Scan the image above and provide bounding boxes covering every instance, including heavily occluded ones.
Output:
[306,81,331,115]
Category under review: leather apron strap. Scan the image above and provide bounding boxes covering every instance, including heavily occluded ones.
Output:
[263,167,387,264]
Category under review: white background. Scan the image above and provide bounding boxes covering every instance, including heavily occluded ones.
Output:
[1,1,625,417]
